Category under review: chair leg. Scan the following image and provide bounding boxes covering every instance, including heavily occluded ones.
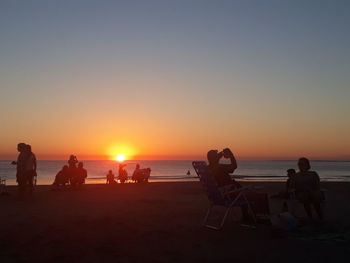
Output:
[243,195,257,226]
[219,207,231,230]
[203,205,230,230]
[202,205,213,226]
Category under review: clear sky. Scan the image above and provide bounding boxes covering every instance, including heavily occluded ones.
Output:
[0,0,349,160]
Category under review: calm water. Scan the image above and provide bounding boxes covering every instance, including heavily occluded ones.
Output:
[0,160,349,185]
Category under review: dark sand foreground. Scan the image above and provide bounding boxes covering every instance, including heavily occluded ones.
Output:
[1,182,350,263]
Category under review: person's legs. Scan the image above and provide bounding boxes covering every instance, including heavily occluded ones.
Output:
[297,192,313,219]
[17,173,26,197]
[310,191,323,220]
[302,202,313,219]
[26,171,34,194]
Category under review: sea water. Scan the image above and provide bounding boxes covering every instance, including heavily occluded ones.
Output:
[0,160,349,185]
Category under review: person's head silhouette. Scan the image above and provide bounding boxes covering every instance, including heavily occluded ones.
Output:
[207,150,223,165]
[17,143,26,153]
[298,157,311,172]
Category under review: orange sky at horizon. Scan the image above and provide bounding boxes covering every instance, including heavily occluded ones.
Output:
[1,125,349,161]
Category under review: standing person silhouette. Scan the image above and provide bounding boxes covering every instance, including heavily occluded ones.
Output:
[25,144,37,193]
[13,143,28,196]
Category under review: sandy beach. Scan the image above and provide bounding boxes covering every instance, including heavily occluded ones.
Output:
[1,181,349,263]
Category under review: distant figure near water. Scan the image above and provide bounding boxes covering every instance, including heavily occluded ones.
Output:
[71,162,87,188]
[25,145,37,192]
[118,163,128,183]
[68,155,78,183]
[52,165,70,188]
[132,163,151,183]
[106,170,116,184]
[12,143,37,196]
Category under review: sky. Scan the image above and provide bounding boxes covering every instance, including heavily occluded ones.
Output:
[0,0,349,160]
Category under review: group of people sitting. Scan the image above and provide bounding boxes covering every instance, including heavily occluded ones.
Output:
[206,148,324,221]
[52,155,87,189]
[106,163,151,184]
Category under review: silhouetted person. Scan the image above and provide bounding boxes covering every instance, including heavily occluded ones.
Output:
[52,165,70,188]
[207,148,255,221]
[207,148,241,188]
[24,144,37,193]
[118,163,128,183]
[132,164,141,182]
[132,164,151,183]
[68,155,78,168]
[13,143,28,195]
[67,155,78,184]
[186,170,191,176]
[71,162,87,187]
[286,168,296,192]
[106,170,116,184]
[272,168,296,199]
[290,157,323,220]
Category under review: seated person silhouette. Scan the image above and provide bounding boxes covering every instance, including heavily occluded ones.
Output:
[132,164,151,183]
[71,162,87,187]
[207,148,255,221]
[106,170,117,184]
[52,165,70,188]
[118,163,128,183]
[272,168,296,199]
[290,157,323,220]
[207,148,270,220]
[207,148,241,189]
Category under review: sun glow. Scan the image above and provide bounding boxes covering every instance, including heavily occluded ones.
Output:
[115,154,126,162]
[106,143,136,161]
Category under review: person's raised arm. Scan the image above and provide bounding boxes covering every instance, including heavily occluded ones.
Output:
[223,148,237,172]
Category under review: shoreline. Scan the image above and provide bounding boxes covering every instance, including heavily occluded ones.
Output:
[2,176,350,186]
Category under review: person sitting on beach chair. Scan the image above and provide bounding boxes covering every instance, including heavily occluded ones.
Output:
[207,148,253,222]
[207,148,270,221]
[290,157,323,220]
[207,148,241,189]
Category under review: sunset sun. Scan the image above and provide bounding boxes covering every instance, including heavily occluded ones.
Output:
[115,154,126,162]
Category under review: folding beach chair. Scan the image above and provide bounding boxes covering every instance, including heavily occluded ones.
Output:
[192,161,256,230]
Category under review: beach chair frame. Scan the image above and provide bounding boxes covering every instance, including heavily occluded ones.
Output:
[192,161,256,230]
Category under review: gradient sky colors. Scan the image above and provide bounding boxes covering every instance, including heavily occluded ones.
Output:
[1,0,349,160]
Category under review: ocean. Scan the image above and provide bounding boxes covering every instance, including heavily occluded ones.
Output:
[0,160,349,185]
